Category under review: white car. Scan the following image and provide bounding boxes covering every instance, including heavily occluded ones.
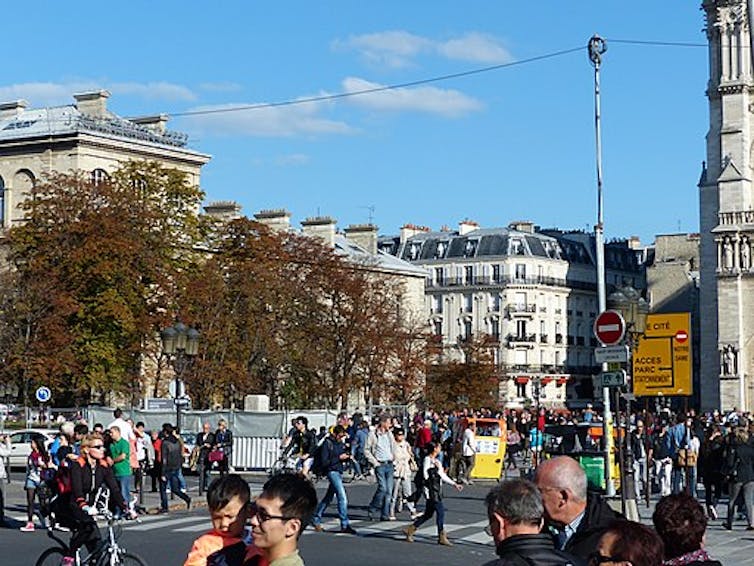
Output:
[6,429,56,469]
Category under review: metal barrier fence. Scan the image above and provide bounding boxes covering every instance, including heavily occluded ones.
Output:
[231,437,281,471]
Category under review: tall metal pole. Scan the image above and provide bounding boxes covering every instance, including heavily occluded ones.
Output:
[589,34,615,497]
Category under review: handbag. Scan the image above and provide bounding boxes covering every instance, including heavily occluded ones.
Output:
[208,449,224,463]
[676,448,698,468]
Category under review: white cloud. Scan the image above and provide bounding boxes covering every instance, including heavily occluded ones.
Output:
[180,99,355,138]
[109,82,196,101]
[342,77,482,117]
[0,80,197,106]
[437,32,513,64]
[333,31,432,68]
[335,30,513,67]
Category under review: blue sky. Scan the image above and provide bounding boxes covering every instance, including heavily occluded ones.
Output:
[1,1,708,243]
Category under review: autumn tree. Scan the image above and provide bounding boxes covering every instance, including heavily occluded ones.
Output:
[425,333,500,410]
[1,162,207,404]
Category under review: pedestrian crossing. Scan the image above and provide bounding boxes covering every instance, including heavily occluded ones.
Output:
[111,512,495,546]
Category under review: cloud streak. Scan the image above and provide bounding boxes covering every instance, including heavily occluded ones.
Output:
[342,77,482,117]
[0,80,197,106]
[180,99,355,138]
[334,30,513,68]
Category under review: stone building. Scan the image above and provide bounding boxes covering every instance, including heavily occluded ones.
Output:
[379,220,646,408]
[700,1,754,410]
[645,233,701,406]
[0,90,210,229]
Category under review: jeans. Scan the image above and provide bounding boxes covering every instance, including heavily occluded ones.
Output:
[413,498,445,534]
[654,458,672,496]
[369,463,395,519]
[115,475,132,517]
[727,481,754,527]
[313,471,349,528]
[160,469,191,510]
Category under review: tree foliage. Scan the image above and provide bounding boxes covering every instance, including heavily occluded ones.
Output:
[0,163,206,404]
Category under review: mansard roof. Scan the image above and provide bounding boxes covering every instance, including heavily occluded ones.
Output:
[379,226,644,272]
[0,103,202,153]
[334,234,427,278]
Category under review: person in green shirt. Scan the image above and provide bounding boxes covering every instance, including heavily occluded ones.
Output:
[108,426,132,518]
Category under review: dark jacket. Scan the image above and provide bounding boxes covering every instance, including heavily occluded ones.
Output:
[699,435,725,480]
[215,428,233,458]
[320,436,346,473]
[69,456,127,512]
[161,434,183,472]
[482,533,586,566]
[725,439,754,484]
[560,494,623,561]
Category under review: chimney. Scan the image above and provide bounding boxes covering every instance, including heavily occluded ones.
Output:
[509,220,535,234]
[130,114,169,134]
[344,223,378,254]
[627,236,642,250]
[458,219,479,236]
[254,209,292,232]
[204,200,242,222]
[0,99,28,121]
[400,223,430,243]
[74,90,111,118]
[301,216,337,247]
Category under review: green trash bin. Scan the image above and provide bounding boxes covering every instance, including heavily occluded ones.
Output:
[579,455,605,491]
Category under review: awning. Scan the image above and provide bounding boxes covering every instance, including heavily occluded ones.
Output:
[514,376,529,384]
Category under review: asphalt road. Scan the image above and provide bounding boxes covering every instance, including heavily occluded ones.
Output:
[1,469,753,565]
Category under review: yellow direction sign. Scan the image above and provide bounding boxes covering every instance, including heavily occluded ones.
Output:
[633,312,691,396]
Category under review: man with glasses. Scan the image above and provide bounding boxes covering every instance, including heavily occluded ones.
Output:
[58,433,135,565]
[310,425,357,535]
[247,472,318,566]
[482,479,584,565]
[535,456,621,562]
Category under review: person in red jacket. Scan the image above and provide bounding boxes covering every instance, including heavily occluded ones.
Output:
[414,419,433,460]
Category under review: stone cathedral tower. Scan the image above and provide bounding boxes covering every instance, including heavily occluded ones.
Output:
[700,0,754,411]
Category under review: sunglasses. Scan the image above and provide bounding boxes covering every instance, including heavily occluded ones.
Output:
[90,444,105,449]
[248,501,293,523]
[588,553,619,565]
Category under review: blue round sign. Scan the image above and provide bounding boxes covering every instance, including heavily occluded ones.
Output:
[35,386,52,403]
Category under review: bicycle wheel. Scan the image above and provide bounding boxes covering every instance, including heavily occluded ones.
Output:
[96,549,148,566]
[35,547,66,566]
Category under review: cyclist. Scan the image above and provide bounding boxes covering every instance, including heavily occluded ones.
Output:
[56,432,135,565]
[288,417,316,478]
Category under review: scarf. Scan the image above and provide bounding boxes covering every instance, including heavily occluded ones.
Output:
[663,548,713,565]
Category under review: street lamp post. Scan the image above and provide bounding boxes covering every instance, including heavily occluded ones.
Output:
[607,285,648,521]
[160,321,200,431]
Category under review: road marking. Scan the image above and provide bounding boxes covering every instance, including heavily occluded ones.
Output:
[128,516,206,531]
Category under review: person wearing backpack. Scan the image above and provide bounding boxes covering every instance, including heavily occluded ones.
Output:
[159,423,192,513]
[311,425,357,535]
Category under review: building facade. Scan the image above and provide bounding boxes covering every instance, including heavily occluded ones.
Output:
[379,220,646,408]
[700,1,754,411]
[0,90,210,229]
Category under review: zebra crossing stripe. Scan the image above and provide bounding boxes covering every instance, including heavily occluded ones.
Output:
[128,516,206,531]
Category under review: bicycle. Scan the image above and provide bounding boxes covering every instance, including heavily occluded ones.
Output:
[35,496,146,566]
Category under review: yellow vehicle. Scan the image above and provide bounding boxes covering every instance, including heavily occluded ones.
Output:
[451,417,507,480]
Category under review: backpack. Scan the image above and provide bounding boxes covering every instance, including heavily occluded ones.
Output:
[310,436,331,477]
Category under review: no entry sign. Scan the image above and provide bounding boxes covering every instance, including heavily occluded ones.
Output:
[594,310,626,346]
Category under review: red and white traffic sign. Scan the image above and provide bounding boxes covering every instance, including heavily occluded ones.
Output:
[675,329,688,343]
[594,310,626,346]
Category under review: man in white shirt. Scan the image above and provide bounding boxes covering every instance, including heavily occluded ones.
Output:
[461,421,478,484]
[107,408,135,442]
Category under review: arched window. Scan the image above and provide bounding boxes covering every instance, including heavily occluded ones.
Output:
[91,168,109,186]
[11,169,35,223]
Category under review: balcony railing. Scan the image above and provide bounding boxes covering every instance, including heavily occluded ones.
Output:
[539,334,548,344]
[555,333,563,344]
[507,303,537,315]
[719,210,754,225]
[506,333,537,344]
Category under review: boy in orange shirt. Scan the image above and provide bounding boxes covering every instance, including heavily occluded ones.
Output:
[184,474,266,566]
